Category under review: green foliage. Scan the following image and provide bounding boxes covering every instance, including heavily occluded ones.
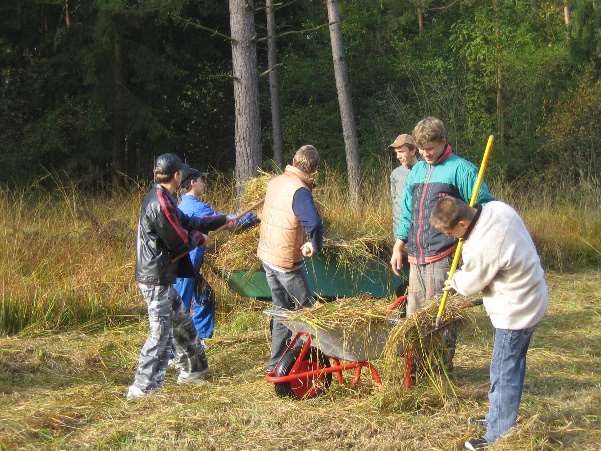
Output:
[1,0,601,185]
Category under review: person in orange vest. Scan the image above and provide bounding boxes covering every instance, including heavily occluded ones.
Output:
[257,145,323,373]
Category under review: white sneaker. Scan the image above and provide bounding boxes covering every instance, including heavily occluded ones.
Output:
[126,385,148,401]
[177,369,210,385]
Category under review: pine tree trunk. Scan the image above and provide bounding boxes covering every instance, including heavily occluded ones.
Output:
[326,0,361,204]
[229,0,262,183]
[417,8,424,34]
[112,33,126,187]
[266,0,284,168]
[65,0,71,28]
[494,0,504,149]
[564,5,571,26]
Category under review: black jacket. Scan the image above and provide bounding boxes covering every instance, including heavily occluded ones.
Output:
[135,184,226,285]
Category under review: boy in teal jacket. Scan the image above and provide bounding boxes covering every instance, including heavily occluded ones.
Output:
[390,116,494,369]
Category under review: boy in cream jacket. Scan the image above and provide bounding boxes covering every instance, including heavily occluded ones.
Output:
[430,196,548,450]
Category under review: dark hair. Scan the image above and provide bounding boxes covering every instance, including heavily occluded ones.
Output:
[430,196,474,229]
[153,153,183,183]
[180,175,202,192]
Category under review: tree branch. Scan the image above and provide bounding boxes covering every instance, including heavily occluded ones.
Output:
[171,15,235,43]
[428,0,460,11]
[260,63,283,77]
[256,23,326,42]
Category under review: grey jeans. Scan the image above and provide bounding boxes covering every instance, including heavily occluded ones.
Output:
[131,283,208,392]
[407,257,457,369]
[263,264,314,371]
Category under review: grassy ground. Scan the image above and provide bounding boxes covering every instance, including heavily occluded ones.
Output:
[1,270,600,450]
[1,175,600,449]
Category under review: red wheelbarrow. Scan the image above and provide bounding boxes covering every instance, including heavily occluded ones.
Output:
[264,295,410,399]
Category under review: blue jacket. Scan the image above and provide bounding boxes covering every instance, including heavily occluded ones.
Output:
[178,194,221,269]
[395,145,494,264]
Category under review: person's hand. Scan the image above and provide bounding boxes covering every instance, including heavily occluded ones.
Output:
[236,212,258,230]
[225,217,237,230]
[301,241,315,257]
[390,240,406,276]
[443,278,456,295]
[190,230,209,247]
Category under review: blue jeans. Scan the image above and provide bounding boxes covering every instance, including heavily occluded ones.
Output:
[485,327,535,443]
[174,275,216,339]
[263,264,313,370]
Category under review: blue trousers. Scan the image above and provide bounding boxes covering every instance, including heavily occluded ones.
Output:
[485,327,535,443]
[174,275,215,339]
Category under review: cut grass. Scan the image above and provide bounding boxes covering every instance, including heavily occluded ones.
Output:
[1,270,600,450]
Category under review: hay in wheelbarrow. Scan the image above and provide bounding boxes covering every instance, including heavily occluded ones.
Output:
[284,296,392,362]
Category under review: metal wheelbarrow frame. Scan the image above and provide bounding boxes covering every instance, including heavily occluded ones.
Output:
[263,295,411,399]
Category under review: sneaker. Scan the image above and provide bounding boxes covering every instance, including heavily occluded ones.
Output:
[464,437,489,450]
[468,417,488,428]
[126,385,148,401]
[177,369,210,385]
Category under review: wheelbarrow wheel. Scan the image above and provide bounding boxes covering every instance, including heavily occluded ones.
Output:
[274,346,332,399]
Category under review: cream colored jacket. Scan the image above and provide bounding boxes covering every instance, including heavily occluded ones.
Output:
[257,165,312,270]
[451,201,548,330]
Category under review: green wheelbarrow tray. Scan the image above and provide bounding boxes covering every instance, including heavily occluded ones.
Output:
[223,255,408,300]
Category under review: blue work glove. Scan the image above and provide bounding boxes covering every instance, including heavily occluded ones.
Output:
[236,212,258,230]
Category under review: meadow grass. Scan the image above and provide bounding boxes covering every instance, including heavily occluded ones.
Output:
[0,270,599,449]
[1,172,600,334]
[0,172,600,449]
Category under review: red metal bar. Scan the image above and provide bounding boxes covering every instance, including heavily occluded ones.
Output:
[351,366,362,385]
[387,294,407,312]
[266,360,369,383]
[331,357,344,384]
[289,334,312,374]
[368,363,382,385]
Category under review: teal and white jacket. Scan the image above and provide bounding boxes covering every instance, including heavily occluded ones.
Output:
[395,144,495,265]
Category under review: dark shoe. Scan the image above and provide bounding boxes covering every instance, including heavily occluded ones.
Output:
[464,437,489,450]
[468,417,488,428]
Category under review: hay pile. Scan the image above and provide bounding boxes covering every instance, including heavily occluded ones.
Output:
[210,171,392,275]
[284,296,392,362]
[382,300,467,389]
[287,296,389,331]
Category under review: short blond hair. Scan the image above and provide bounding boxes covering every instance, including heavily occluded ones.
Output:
[292,145,320,174]
[413,116,448,148]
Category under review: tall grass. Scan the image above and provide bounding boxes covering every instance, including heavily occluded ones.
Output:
[1,170,599,335]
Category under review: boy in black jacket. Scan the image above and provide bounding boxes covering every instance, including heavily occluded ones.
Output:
[128,153,233,400]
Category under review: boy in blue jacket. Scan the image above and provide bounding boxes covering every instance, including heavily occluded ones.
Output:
[174,167,256,344]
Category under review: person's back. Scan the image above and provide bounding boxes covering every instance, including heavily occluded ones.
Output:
[458,201,548,329]
[258,167,310,269]
[257,145,323,373]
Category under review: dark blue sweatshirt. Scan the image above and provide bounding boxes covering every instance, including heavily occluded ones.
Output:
[292,187,323,252]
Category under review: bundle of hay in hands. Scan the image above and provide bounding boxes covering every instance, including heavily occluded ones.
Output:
[382,300,468,391]
[210,171,391,275]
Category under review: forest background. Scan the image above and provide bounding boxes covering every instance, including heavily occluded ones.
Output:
[2,0,601,187]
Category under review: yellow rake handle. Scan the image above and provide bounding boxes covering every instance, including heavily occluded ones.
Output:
[435,135,495,327]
